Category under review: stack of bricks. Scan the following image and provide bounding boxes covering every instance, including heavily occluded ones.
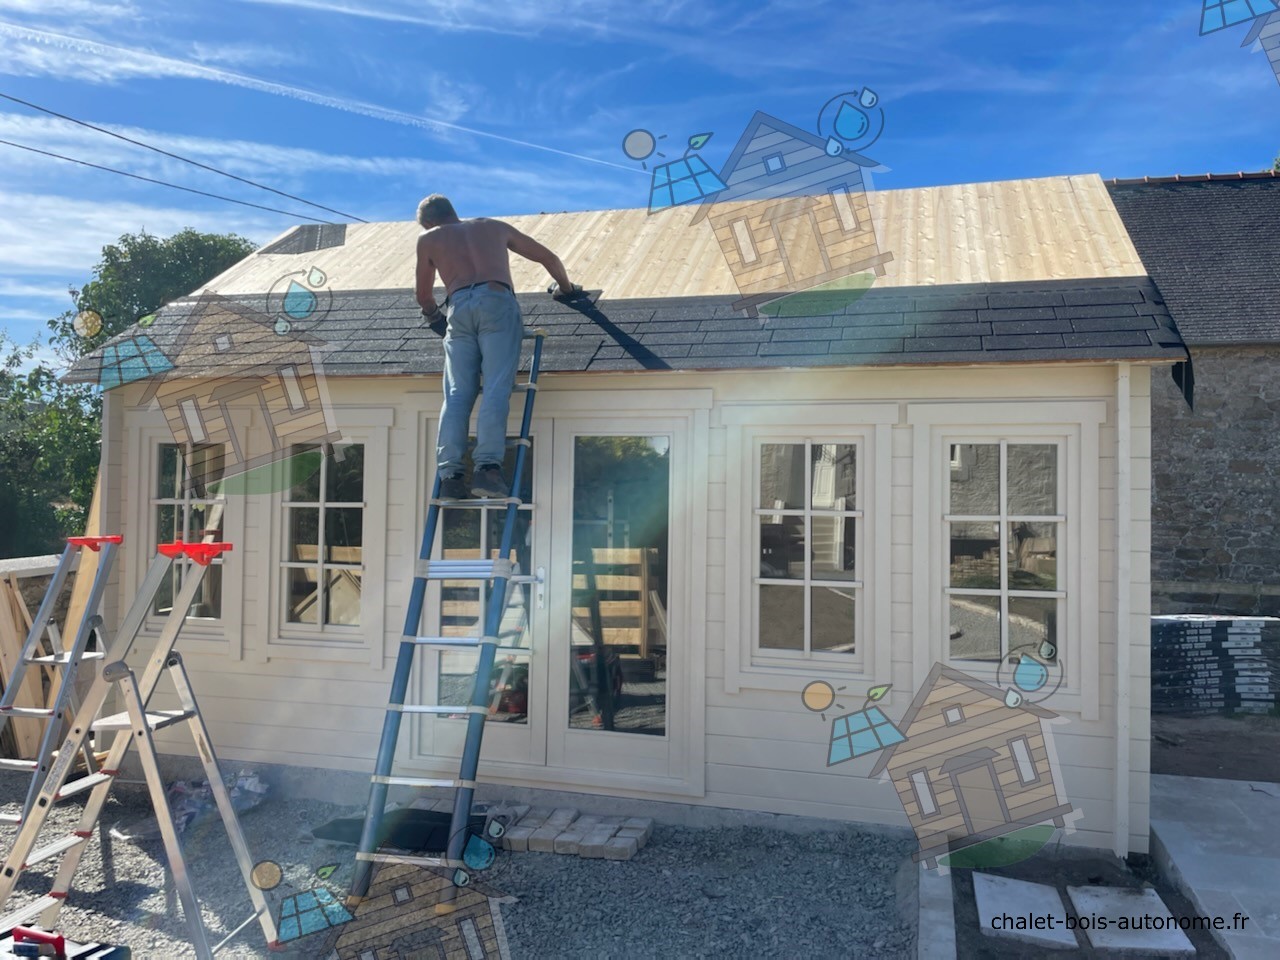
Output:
[498,806,653,861]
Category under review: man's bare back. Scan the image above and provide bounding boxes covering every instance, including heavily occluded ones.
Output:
[415,217,573,314]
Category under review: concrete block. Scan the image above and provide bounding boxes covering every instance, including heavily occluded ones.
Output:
[617,820,652,843]
[579,826,620,859]
[597,815,626,827]
[554,830,585,855]
[503,825,534,853]
[974,874,1076,949]
[614,828,649,850]
[528,824,564,853]
[1066,886,1195,956]
[517,807,553,829]
[603,835,639,860]
[547,807,579,827]
[508,804,531,824]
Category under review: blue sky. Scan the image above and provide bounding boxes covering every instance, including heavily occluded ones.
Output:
[0,0,1277,363]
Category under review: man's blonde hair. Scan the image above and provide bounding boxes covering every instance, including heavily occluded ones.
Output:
[417,194,457,227]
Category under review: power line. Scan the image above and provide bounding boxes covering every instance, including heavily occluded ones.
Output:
[0,91,367,223]
[0,138,336,224]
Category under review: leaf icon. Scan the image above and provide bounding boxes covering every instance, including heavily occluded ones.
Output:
[687,132,713,151]
[315,863,338,880]
[866,684,891,701]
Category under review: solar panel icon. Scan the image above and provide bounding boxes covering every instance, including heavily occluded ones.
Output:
[648,133,727,213]
[1200,0,1278,35]
[277,886,353,942]
[827,706,907,765]
[97,334,175,389]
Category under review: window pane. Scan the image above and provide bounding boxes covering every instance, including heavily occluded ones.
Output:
[285,567,319,624]
[327,443,364,502]
[1008,522,1057,590]
[760,517,804,579]
[811,516,856,581]
[760,443,805,510]
[189,500,224,540]
[188,444,225,497]
[153,564,176,617]
[156,504,180,544]
[949,522,1000,589]
[1007,444,1057,515]
[157,444,181,498]
[287,444,323,501]
[949,443,998,514]
[759,584,803,650]
[288,508,320,562]
[811,585,855,654]
[190,563,222,619]
[1009,597,1056,660]
[437,651,478,708]
[324,568,361,625]
[811,444,855,509]
[949,595,1000,661]
[325,507,363,563]
[441,510,483,637]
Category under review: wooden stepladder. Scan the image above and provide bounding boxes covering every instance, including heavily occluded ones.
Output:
[0,541,279,959]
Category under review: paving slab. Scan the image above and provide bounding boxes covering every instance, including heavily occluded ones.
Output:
[973,874,1077,949]
[1065,886,1194,956]
[603,835,639,860]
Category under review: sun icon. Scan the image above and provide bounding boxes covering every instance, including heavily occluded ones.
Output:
[622,128,668,169]
[801,680,837,713]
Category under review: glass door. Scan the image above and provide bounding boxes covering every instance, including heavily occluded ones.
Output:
[415,422,551,766]
[547,421,680,778]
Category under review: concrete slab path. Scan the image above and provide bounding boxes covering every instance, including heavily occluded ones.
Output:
[1151,774,1280,959]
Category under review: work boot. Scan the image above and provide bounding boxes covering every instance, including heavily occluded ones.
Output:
[470,464,508,499]
[438,474,468,500]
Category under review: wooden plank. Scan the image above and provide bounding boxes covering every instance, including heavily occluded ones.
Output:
[0,580,46,758]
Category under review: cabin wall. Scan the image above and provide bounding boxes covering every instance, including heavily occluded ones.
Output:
[105,361,1155,853]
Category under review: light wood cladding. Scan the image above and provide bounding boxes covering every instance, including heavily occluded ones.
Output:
[202,175,1145,300]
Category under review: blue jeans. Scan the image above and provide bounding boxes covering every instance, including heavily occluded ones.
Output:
[437,286,523,478]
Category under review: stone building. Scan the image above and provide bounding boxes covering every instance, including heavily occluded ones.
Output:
[1108,172,1280,616]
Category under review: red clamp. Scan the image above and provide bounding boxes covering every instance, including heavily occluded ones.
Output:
[14,927,67,959]
[67,535,124,552]
[157,541,233,566]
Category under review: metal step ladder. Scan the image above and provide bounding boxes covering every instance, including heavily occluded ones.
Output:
[0,540,278,959]
[349,329,546,905]
[0,535,121,829]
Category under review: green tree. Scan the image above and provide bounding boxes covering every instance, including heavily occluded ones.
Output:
[1274,152,1279,172]
[1,228,255,557]
[48,228,255,361]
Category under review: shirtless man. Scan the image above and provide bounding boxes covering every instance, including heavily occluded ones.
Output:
[415,194,576,500]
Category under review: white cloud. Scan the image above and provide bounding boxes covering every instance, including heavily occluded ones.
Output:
[187,40,301,69]
[0,278,72,298]
[0,1,136,19]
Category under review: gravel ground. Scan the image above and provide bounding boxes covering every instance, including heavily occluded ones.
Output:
[0,776,919,959]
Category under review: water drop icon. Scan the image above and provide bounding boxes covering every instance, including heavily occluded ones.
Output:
[1039,640,1057,662]
[274,317,292,335]
[452,868,471,887]
[1004,687,1024,709]
[834,100,869,141]
[307,266,327,287]
[283,280,316,319]
[1013,654,1049,693]
[859,87,879,110]
[463,833,495,870]
[825,136,843,157]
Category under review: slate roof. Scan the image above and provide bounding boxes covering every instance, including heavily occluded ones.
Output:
[65,277,1186,385]
[1106,173,1280,345]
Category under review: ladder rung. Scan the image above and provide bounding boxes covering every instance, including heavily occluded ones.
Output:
[0,707,54,718]
[404,636,527,654]
[26,651,106,665]
[521,329,544,340]
[355,851,461,868]
[0,895,61,930]
[55,771,114,800]
[24,833,87,868]
[415,559,513,580]
[91,709,193,732]
[512,382,537,392]
[0,758,38,772]
[392,704,487,716]
[505,437,532,448]
[0,812,22,825]
[429,497,523,508]
[371,776,477,789]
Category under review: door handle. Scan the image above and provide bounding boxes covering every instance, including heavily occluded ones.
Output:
[536,566,546,610]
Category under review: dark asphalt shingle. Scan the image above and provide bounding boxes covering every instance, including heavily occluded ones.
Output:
[1107,175,1280,344]
[64,277,1188,386]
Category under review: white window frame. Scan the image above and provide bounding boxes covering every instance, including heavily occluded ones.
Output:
[1009,735,1039,785]
[908,401,1103,720]
[723,403,895,693]
[730,217,759,265]
[264,408,390,666]
[124,421,245,659]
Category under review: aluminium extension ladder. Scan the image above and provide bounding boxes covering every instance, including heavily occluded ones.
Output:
[349,328,546,905]
[0,536,121,830]
[0,540,278,959]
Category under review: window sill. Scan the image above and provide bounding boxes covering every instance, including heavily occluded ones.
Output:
[263,637,374,665]
[731,657,873,693]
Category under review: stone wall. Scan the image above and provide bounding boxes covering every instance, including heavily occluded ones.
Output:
[1150,345,1280,617]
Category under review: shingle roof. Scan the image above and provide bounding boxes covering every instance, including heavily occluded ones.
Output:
[64,278,1186,385]
[1106,173,1280,345]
